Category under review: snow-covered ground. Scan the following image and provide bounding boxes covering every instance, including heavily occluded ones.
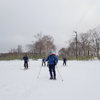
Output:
[0,59,100,100]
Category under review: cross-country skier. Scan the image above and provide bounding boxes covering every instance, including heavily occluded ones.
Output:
[45,51,58,80]
[63,57,67,66]
[42,56,46,66]
[22,54,29,69]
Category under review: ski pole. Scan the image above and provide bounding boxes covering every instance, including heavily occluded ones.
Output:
[28,60,30,68]
[66,62,67,67]
[56,66,63,81]
[37,66,42,78]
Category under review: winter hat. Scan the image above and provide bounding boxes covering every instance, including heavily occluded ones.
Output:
[49,51,52,53]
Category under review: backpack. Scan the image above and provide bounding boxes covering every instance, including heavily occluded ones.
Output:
[49,53,57,65]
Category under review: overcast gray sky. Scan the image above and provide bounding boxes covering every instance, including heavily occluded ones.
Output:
[0,0,100,53]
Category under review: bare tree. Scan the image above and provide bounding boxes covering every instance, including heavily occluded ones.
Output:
[9,48,17,53]
[26,33,56,55]
[91,31,100,56]
[42,35,56,55]
[17,45,23,53]
[26,43,34,53]
[34,33,45,55]
[58,48,67,57]
[68,38,76,56]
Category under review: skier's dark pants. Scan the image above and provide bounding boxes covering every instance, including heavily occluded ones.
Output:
[24,61,28,68]
[49,64,56,77]
[63,61,66,66]
[42,61,46,66]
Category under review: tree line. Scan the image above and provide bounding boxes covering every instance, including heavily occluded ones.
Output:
[8,33,56,56]
[59,29,100,58]
[1,28,100,60]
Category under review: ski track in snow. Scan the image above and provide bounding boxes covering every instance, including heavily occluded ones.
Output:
[0,59,100,100]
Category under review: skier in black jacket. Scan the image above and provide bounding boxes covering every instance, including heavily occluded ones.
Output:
[63,57,67,66]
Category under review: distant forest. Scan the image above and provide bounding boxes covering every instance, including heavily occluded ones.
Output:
[0,28,100,60]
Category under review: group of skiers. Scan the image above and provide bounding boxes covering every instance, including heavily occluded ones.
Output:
[22,51,67,80]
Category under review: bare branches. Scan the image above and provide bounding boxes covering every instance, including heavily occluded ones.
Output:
[9,45,23,54]
[26,33,56,55]
[59,29,100,57]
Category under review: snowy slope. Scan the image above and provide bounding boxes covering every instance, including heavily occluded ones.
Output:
[0,59,100,100]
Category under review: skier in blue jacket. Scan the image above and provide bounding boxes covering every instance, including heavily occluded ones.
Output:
[45,51,58,80]
[22,54,29,69]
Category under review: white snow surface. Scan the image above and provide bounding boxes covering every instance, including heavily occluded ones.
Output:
[0,59,100,100]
